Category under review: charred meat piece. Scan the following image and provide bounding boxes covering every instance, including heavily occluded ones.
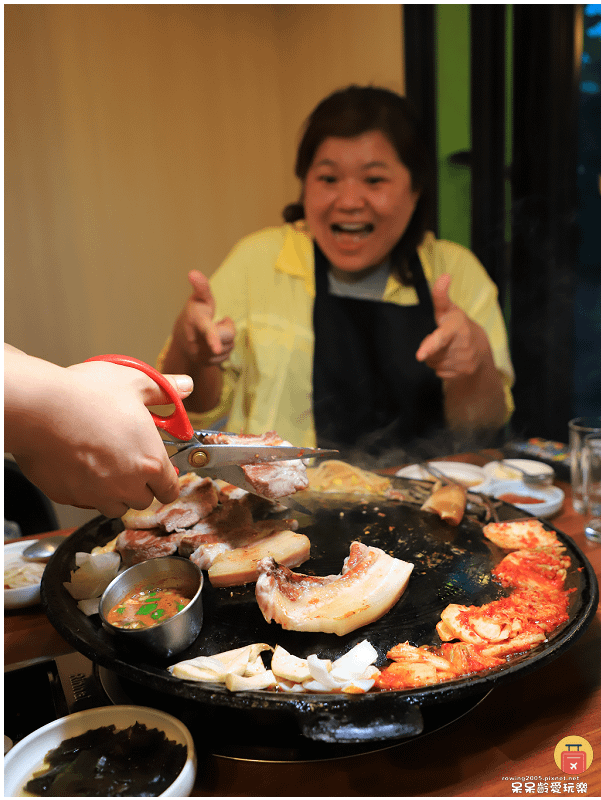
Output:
[216,483,286,517]
[121,473,219,532]
[115,528,185,567]
[177,494,299,571]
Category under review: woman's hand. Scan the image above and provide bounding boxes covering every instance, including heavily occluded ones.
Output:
[4,347,195,518]
[415,275,506,430]
[175,270,235,367]
[416,273,490,379]
[161,270,235,413]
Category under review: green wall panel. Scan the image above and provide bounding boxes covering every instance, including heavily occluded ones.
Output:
[435,4,471,248]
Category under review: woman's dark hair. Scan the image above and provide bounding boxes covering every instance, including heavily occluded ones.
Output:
[283,85,436,284]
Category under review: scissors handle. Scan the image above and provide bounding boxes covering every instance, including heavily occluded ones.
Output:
[84,354,195,441]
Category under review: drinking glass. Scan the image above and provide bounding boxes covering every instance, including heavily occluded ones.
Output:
[568,416,601,514]
[582,434,601,542]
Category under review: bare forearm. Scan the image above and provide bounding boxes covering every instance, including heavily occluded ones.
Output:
[4,347,67,454]
[160,329,223,414]
[443,360,507,433]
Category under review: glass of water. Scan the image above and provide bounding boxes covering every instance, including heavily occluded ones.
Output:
[569,416,601,514]
[582,433,601,542]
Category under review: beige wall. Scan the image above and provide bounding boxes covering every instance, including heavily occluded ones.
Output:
[4,3,404,527]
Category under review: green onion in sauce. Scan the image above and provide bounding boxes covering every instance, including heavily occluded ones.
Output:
[106,583,191,629]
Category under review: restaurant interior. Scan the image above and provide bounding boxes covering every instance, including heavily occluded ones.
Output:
[4,5,601,797]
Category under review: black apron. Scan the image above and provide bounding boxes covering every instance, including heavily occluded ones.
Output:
[312,242,445,457]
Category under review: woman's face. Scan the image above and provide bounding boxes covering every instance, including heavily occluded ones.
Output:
[303,130,420,276]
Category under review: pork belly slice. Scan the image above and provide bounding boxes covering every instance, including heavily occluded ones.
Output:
[116,528,185,567]
[121,473,219,532]
[207,529,311,588]
[203,431,309,500]
[216,482,286,517]
[255,541,414,636]
[421,482,467,526]
[178,496,255,545]
[183,517,300,571]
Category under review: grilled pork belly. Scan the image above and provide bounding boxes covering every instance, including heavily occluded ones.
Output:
[255,541,414,636]
[121,473,219,532]
[203,431,309,499]
[116,528,185,567]
[208,529,311,588]
[216,483,286,517]
[176,493,300,571]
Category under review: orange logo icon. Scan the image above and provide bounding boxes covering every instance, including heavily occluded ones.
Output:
[554,736,594,774]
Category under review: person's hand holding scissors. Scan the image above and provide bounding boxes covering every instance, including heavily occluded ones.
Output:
[4,346,194,518]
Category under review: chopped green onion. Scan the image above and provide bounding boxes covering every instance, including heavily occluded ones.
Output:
[136,602,158,616]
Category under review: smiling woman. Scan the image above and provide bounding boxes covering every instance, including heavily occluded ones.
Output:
[303,131,420,278]
[159,85,514,460]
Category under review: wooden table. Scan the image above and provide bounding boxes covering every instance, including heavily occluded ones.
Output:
[5,459,600,797]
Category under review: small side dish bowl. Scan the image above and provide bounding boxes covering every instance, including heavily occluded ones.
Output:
[488,480,565,518]
[4,540,45,610]
[3,705,196,797]
[99,557,203,658]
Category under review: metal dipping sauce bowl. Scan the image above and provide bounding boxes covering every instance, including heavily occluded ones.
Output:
[99,557,203,659]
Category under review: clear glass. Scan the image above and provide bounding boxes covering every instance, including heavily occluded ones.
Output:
[568,416,601,514]
[582,433,601,542]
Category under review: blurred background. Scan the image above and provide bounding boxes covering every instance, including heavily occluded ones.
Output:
[5,4,600,529]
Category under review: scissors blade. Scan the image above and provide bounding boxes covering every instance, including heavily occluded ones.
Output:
[169,444,337,471]
[168,445,335,512]
[188,464,314,513]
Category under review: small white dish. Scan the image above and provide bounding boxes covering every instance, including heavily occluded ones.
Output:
[482,459,555,485]
[396,461,487,488]
[4,539,45,610]
[484,479,564,518]
[3,705,197,797]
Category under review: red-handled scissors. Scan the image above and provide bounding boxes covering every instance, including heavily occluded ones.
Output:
[85,355,336,499]
[86,354,195,441]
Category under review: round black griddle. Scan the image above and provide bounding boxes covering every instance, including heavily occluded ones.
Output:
[41,481,599,747]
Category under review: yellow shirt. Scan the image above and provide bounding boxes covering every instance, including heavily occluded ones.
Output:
[158,223,514,446]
